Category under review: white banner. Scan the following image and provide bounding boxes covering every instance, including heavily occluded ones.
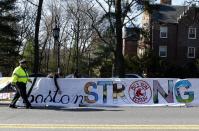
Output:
[0,77,198,107]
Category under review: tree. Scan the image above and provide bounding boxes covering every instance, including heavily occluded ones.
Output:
[18,0,36,56]
[26,0,99,76]
[92,0,146,77]
[184,0,199,5]
[115,0,124,77]
[0,0,20,76]
[63,0,98,75]
[34,0,44,74]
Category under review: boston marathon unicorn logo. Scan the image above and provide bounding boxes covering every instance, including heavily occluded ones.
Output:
[128,80,152,104]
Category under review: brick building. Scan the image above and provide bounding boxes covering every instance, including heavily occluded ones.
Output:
[140,0,199,66]
[123,27,140,56]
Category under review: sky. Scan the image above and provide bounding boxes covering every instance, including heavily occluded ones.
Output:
[170,0,185,5]
[157,0,185,5]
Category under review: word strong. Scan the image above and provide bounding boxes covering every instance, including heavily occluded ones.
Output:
[84,80,194,105]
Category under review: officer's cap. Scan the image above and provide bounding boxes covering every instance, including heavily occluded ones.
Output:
[19,59,27,64]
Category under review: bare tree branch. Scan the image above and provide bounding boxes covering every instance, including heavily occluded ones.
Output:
[26,0,38,6]
[123,10,144,26]
[95,0,108,14]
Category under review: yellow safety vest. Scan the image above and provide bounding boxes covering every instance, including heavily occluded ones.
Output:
[11,66,29,84]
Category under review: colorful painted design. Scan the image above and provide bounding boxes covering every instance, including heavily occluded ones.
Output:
[128,80,152,104]
[84,82,98,103]
[153,80,174,104]
[112,81,129,104]
[97,81,112,103]
[174,80,194,103]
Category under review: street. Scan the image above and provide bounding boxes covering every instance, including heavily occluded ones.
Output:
[0,103,199,131]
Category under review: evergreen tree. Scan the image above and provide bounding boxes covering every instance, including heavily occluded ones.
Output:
[0,0,20,75]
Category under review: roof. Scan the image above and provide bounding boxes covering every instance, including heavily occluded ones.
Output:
[152,4,188,23]
[123,27,140,41]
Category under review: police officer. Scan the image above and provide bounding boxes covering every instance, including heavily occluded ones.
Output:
[9,59,32,109]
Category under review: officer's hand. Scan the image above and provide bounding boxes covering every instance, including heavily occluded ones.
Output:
[28,79,32,83]
[11,82,16,86]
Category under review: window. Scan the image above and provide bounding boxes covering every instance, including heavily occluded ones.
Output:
[187,47,195,58]
[159,46,167,57]
[188,27,196,39]
[160,26,168,38]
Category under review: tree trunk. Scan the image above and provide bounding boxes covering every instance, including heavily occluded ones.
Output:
[33,0,44,74]
[75,18,80,74]
[115,0,125,77]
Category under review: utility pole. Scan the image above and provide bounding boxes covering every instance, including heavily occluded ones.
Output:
[53,16,60,74]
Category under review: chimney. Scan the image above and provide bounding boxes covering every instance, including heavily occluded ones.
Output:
[160,0,171,5]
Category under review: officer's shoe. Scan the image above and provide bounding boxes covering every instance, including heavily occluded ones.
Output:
[26,105,32,109]
[9,104,17,109]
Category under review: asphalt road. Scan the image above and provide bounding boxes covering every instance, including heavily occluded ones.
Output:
[0,103,199,131]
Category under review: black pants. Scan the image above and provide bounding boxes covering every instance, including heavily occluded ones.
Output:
[10,82,31,107]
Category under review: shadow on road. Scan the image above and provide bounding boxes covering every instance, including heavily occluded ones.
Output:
[32,105,124,112]
[0,102,124,112]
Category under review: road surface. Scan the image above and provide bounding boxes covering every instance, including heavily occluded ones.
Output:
[0,103,199,131]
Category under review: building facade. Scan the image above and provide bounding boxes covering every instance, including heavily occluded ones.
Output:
[141,0,199,66]
[123,27,140,56]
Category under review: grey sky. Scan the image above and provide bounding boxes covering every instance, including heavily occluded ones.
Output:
[156,0,185,5]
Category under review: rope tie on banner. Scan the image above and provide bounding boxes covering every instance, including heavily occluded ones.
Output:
[27,77,37,97]
[53,76,60,93]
